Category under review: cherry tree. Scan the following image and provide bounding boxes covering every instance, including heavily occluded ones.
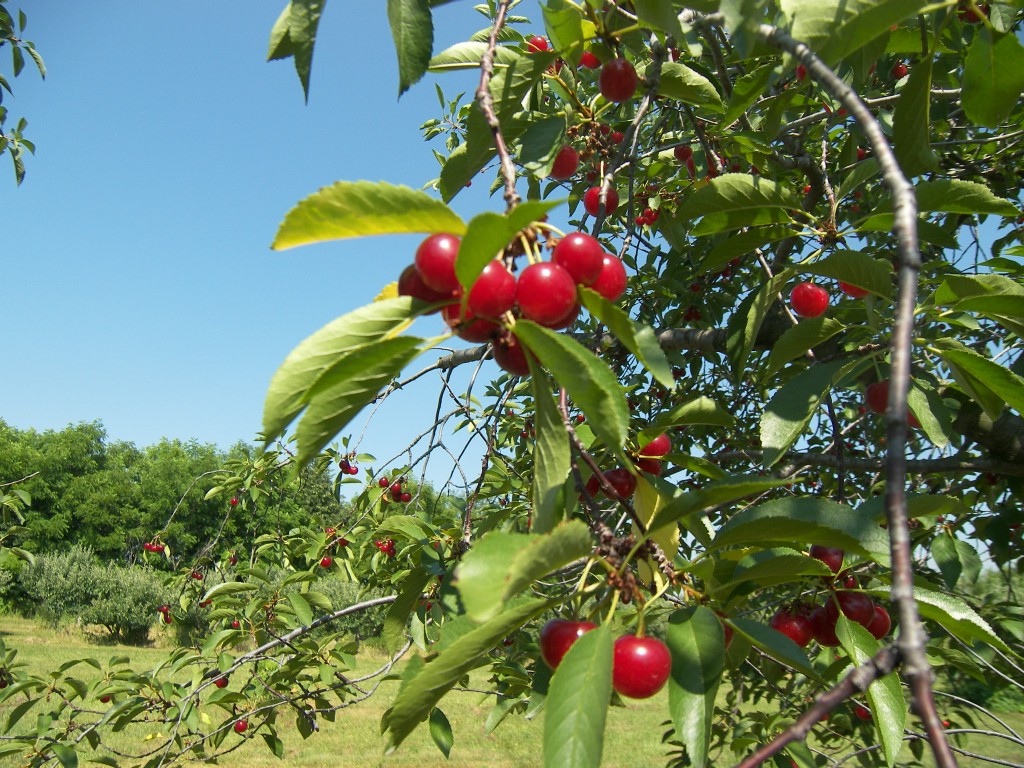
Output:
[2,1,1024,767]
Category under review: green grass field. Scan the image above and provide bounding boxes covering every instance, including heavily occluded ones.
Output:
[2,616,1021,767]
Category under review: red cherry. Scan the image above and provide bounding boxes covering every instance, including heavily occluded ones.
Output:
[810,545,845,574]
[580,50,601,70]
[809,605,840,646]
[234,719,249,734]
[638,433,671,457]
[839,281,869,298]
[516,262,578,327]
[100,694,112,703]
[866,380,889,414]
[493,332,533,377]
[468,261,517,319]
[552,232,605,286]
[378,477,390,488]
[790,282,830,318]
[527,35,548,53]
[603,468,637,500]
[229,497,239,507]
[583,186,620,217]
[191,571,203,581]
[231,619,241,629]
[958,2,989,22]
[414,233,462,294]
[674,145,693,162]
[825,591,876,627]
[550,146,580,180]
[635,457,662,476]
[320,556,333,568]
[398,264,454,309]
[162,612,174,625]
[610,130,624,144]
[229,555,238,566]
[591,255,628,302]
[400,492,412,503]
[547,302,581,330]
[214,676,228,689]
[891,61,908,79]
[856,147,868,161]
[866,604,892,640]
[771,607,814,649]
[612,635,672,699]
[540,619,597,669]
[796,64,807,81]
[442,303,499,342]
[854,704,872,721]
[599,58,638,102]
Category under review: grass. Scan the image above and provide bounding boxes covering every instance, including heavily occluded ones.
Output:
[2,616,1022,767]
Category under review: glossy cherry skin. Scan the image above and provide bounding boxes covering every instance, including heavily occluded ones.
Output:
[635,457,662,476]
[398,264,453,311]
[550,146,580,180]
[552,232,604,286]
[602,467,637,499]
[839,281,869,298]
[866,604,892,640]
[493,332,532,377]
[548,303,581,330]
[891,61,908,79]
[866,379,920,427]
[599,58,638,103]
[854,704,872,721]
[810,544,845,574]
[638,433,671,457]
[320,556,332,568]
[233,719,249,734]
[612,635,672,699]
[796,64,807,81]
[825,591,876,627]
[809,605,840,647]
[414,233,462,294]
[442,303,499,342]
[540,619,597,669]
[583,186,620,217]
[467,261,516,319]
[214,676,229,689]
[516,262,578,327]
[590,255,628,302]
[527,35,548,53]
[790,282,830,318]
[673,145,693,162]
[770,607,815,648]
[580,50,601,69]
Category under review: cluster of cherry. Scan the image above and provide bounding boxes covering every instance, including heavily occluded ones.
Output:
[581,433,673,503]
[374,538,397,558]
[338,457,360,476]
[399,231,628,375]
[377,476,412,503]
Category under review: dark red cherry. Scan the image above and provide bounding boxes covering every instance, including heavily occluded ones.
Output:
[590,254,628,302]
[603,468,637,499]
[398,264,454,312]
[809,605,840,647]
[583,186,620,217]
[467,261,516,319]
[550,146,580,180]
[810,545,845,574]
[442,303,499,342]
[493,332,533,377]
[866,604,892,640]
[770,606,815,648]
[638,433,671,457]
[599,58,638,102]
[415,233,462,294]
[540,619,597,669]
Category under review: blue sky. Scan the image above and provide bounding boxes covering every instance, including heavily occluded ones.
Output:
[4,2,545,481]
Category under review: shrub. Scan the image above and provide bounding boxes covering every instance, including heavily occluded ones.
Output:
[80,565,169,645]
[18,545,98,627]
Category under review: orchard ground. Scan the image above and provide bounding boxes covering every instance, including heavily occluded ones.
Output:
[1,616,1020,768]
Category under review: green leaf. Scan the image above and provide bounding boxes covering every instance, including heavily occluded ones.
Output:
[633,0,684,39]
[532,376,571,534]
[542,0,586,65]
[294,336,425,465]
[454,522,592,622]
[931,535,982,592]
[267,0,325,102]
[579,288,674,389]
[646,474,790,532]
[384,569,433,654]
[519,116,568,177]
[871,585,1008,652]
[457,201,561,289]
[764,317,846,380]
[654,62,725,112]
[262,733,286,759]
[715,547,833,599]
[727,269,794,375]
[892,54,937,177]
[50,744,78,768]
[699,225,794,275]
[836,619,906,767]
[273,180,466,250]
[638,397,735,447]
[543,624,613,768]
[200,581,260,601]
[714,497,892,567]
[263,298,419,441]
[513,321,629,456]
[383,598,553,751]
[286,592,313,627]
[720,64,775,127]
[914,179,1019,217]
[962,28,1024,128]
[800,251,893,300]
[428,707,454,758]
[679,175,801,232]
[388,0,433,97]
[428,41,525,70]
[760,360,847,468]
[933,338,1024,419]
[782,0,928,66]
[731,617,819,680]
[667,606,725,768]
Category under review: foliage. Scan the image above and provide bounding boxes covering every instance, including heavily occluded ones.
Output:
[0,0,44,184]
[3,2,1024,768]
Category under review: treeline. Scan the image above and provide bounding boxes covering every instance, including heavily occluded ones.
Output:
[0,419,344,565]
